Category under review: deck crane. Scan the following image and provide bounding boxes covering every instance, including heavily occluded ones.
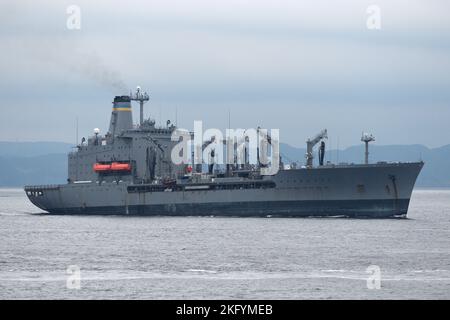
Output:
[306,129,328,167]
[189,136,218,174]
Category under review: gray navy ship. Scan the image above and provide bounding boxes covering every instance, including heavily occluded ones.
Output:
[25,88,423,218]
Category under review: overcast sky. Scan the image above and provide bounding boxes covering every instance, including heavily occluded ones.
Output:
[1,0,449,148]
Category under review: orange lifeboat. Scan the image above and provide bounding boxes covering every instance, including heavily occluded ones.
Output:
[110,162,131,171]
[93,162,131,172]
[93,163,112,172]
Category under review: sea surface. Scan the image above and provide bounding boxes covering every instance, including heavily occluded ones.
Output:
[0,188,449,300]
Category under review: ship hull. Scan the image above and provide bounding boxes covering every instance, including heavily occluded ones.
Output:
[25,162,423,218]
[40,199,411,218]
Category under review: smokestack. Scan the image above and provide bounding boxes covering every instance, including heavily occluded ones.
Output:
[109,96,133,136]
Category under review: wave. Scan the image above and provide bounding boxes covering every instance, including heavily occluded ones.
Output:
[1,270,449,283]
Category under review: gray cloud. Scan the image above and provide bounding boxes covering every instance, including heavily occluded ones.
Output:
[0,0,449,148]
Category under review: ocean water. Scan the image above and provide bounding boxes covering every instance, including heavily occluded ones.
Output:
[0,188,449,300]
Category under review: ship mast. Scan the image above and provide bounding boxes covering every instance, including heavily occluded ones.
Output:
[130,86,150,126]
[361,132,375,164]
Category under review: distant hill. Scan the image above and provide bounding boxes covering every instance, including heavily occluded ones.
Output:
[0,141,449,188]
[0,141,73,157]
[0,142,73,187]
[0,154,68,187]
